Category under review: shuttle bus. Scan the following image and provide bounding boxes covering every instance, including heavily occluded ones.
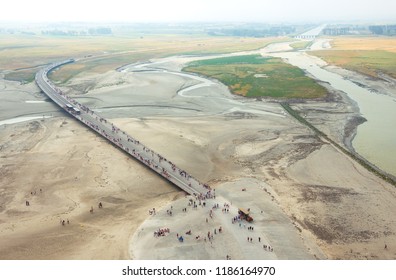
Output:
[72,107,81,115]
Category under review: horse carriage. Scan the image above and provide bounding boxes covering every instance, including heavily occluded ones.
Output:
[238,208,253,222]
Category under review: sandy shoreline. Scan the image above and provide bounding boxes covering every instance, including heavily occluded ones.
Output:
[1,41,396,260]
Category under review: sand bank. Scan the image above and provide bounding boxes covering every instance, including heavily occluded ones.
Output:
[131,178,324,260]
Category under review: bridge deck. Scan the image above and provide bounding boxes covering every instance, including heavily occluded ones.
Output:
[35,60,211,197]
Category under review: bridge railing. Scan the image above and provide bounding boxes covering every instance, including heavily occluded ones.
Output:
[35,60,212,197]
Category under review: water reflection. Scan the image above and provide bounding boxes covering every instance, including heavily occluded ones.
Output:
[272,50,396,177]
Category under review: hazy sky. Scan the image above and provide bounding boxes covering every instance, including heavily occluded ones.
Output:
[3,0,396,23]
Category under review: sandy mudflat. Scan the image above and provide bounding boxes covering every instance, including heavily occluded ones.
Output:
[131,178,325,260]
[0,117,183,259]
[1,43,396,260]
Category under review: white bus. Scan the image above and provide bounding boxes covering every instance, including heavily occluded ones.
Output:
[72,107,81,115]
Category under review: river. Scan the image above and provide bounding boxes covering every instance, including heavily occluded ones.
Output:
[268,44,396,177]
[101,39,396,178]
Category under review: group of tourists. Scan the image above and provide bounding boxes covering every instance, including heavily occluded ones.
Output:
[222,204,230,213]
[263,244,274,252]
[60,218,70,226]
[25,188,44,207]
[148,208,156,215]
[147,190,277,259]
[232,215,243,224]
[49,77,286,258]
[52,79,215,199]
[247,236,273,253]
[154,228,170,237]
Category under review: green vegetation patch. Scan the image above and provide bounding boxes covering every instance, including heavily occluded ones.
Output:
[309,50,396,79]
[4,69,36,83]
[290,41,312,50]
[187,55,268,67]
[184,55,327,99]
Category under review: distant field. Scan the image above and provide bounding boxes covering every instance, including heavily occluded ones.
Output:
[183,55,327,99]
[329,37,396,53]
[310,37,396,79]
[4,69,37,84]
[290,41,311,50]
[0,34,287,83]
[48,53,154,83]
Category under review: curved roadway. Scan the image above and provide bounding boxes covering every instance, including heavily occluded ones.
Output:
[35,60,212,197]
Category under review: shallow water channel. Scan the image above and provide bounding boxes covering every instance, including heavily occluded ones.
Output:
[130,44,396,178]
[271,50,396,177]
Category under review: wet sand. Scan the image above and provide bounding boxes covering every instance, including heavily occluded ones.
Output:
[1,42,396,260]
[0,117,182,259]
[271,48,396,178]
[131,178,325,260]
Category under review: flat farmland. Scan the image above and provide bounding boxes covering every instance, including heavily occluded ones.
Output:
[290,41,311,50]
[329,37,396,52]
[0,34,287,83]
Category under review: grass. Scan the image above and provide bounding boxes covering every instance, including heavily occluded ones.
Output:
[329,37,396,53]
[187,55,268,67]
[309,36,396,79]
[183,55,327,99]
[4,69,36,84]
[0,34,287,83]
[290,41,311,50]
[310,50,396,79]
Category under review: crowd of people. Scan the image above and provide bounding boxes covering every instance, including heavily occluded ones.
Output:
[43,66,212,198]
[43,62,275,259]
[146,192,276,259]
[154,228,170,237]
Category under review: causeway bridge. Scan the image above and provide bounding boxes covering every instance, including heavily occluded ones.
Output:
[294,24,327,40]
[35,60,211,197]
